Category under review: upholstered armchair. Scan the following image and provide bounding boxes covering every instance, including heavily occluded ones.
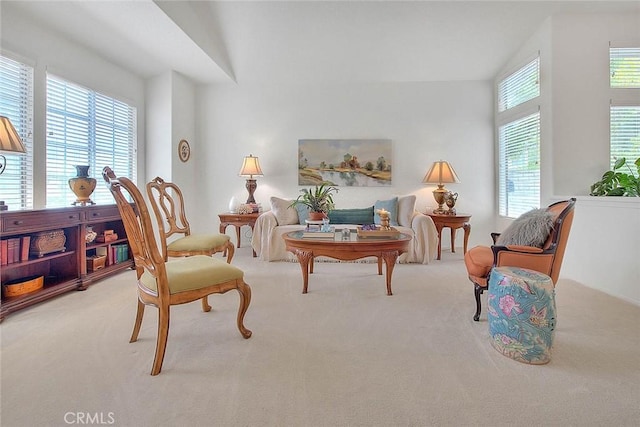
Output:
[464,198,576,321]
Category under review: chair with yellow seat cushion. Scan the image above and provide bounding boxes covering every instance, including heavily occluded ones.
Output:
[146,176,234,263]
[103,167,252,376]
[464,198,576,321]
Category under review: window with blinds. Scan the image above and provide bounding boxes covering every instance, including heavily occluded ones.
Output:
[497,56,541,218]
[610,47,640,88]
[498,57,540,112]
[46,74,137,207]
[611,105,640,168]
[0,55,34,210]
[610,46,640,169]
[498,112,541,218]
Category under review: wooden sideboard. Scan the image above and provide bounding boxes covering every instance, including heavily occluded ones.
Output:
[0,204,133,321]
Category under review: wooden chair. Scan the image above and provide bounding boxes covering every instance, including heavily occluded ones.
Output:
[464,198,576,321]
[103,167,252,375]
[146,176,234,263]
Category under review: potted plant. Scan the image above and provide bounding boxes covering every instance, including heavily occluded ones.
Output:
[589,157,640,196]
[290,184,339,220]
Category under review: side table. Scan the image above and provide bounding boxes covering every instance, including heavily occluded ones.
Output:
[427,212,471,260]
[218,212,261,257]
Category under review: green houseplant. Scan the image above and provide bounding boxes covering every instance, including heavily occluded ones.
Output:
[290,184,339,219]
[589,157,640,197]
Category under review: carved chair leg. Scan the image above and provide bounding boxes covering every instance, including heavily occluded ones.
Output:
[130,299,145,343]
[224,241,235,264]
[473,283,485,322]
[235,280,252,339]
[151,304,170,376]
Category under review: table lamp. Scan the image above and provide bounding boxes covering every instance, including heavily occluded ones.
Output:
[239,154,263,204]
[423,160,460,214]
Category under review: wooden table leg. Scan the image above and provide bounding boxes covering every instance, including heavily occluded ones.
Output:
[234,225,241,248]
[381,250,399,296]
[435,224,443,260]
[463,223,471,254]
[450,227,456,253]
[295,249,314,294]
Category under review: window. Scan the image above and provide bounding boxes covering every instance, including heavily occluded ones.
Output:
[498,57,540,112]
[610,46,640,168]
[0,54,34,210]
[610,47,640,88]
[610,105,640,168]
[497,56,541,218]
[46,74,136,207]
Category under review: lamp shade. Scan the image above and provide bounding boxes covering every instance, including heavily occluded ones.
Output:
[422,160,460,185]
[0,116,26,154]
[239,154,264,178]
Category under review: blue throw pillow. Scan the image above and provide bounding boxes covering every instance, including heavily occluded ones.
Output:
[328,207,375,225]
[295,204,310,224]
[374,197,399,226]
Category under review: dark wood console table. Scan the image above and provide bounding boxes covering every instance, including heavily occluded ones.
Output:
[0,205,133,321]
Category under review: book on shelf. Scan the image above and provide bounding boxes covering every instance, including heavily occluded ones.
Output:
[20,236,31,261]
[0,240,8,265]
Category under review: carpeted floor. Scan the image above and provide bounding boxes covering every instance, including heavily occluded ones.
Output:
[1,247,639,426]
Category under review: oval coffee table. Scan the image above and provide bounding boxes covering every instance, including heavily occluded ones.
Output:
[283,229,412,295]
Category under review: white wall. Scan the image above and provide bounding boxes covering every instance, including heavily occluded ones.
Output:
[194,81,496,245]
[560,197,640,305]
[550,13,640,197]
[0,2,146,201]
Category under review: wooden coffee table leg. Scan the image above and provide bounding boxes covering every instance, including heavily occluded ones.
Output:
[295,249,314,294]
[381,250,399,296]
[377,257,382,275]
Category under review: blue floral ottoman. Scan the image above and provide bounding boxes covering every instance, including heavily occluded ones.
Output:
[488,266,556,364]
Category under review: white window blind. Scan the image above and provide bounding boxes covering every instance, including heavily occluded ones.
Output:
[0,55,34,210]
[610,47,640,88]
[46,74,136,207]
[610,105,640,168]
[498,112,541,218]
[497,55,541,218]
[498,57,540,112]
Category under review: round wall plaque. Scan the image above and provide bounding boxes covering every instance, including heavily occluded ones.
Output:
[178,139,191,162]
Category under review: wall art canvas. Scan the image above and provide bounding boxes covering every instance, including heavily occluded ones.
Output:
[298,139,392,187]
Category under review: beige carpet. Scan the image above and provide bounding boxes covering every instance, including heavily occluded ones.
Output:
[1,247,639,427]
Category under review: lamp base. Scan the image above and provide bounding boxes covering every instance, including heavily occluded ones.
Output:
[245,179,257,204]
[432,185,448,214]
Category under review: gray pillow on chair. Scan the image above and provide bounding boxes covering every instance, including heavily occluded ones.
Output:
[496,208,555,248]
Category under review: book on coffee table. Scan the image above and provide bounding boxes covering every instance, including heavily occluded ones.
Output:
[301,229,335,239]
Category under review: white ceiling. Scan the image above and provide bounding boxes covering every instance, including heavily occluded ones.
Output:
[5,0,640,85]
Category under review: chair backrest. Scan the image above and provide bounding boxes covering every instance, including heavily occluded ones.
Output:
[146,177,192,259]
[542,198,576,283]
[103,167,168,298]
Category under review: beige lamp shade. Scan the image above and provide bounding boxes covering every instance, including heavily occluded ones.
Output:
[239,154,264,178]
[0,116,26,154]
[0,116,26,177]
[422,160,460,185]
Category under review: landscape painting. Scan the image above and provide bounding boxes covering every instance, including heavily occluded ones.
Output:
[298,139,392,187]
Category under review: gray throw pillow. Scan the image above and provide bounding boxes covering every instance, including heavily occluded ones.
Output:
[496,208,555,248]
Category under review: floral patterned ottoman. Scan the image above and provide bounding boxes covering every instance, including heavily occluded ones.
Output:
[487,266,556,364]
